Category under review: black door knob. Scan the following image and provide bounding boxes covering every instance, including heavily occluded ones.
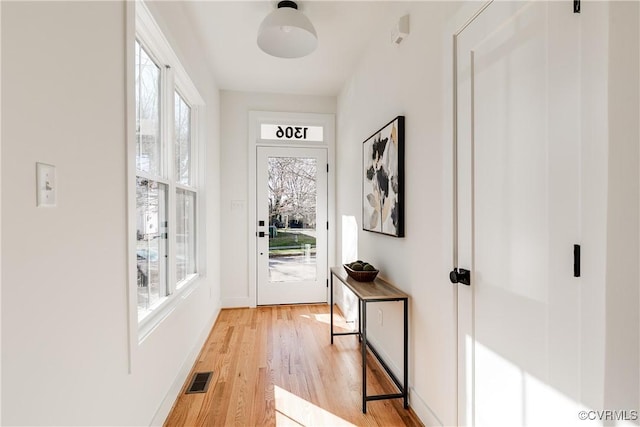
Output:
[449,268,471,286]
[449,269,459,283]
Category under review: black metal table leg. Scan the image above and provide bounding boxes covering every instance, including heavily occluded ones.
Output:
[330,273,334,344]
[403,298,409,408]
[358,297,362,342]
[362,299,367,413]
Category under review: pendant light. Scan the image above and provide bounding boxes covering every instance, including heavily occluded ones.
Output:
[257,1,317,59]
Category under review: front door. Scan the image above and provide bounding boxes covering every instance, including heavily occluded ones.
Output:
[455,2,582,425]
[256,146,328,305]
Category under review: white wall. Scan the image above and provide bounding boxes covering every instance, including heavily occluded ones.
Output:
[219,91,335,307]
[336,3,467,425]
[1,2,221,425]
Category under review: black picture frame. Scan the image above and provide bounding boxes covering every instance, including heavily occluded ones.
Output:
[362,116,404,237]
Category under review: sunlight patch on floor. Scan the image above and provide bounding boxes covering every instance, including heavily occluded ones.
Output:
[299,312,354,331]
[275,385,356,427]
[299,313,331,325]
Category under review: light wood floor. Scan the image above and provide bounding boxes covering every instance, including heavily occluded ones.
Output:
[164,305,423,427]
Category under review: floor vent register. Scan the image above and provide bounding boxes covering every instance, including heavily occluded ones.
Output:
[185,371,213,394]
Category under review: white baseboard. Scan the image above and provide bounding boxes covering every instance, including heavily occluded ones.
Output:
[409,388,444,427]
[365,335,445,426]
[334,299,444,427]
[365,334,403,381]
[222,296,252,308]
[149,304,221,426]
[363,337,445,427]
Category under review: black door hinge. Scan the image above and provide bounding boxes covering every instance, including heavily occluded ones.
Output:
[574,0,580,13]
[327,163,329,172]
[326,279,329,288]
[574,244,581,277]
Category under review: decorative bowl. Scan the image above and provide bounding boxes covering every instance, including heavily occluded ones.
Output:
[343,264,379,282]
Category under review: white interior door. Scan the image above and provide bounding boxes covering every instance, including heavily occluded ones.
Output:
[256,146,328,305]
[455,2,582,426]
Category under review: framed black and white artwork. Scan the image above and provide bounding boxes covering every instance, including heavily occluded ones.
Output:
[362,116,404,237]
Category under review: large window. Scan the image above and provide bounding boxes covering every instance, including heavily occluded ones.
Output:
[133,10,203,327]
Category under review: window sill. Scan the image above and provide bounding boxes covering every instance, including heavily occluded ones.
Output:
[176,273,198,292]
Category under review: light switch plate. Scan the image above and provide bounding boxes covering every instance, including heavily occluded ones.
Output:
[36,162,56,207]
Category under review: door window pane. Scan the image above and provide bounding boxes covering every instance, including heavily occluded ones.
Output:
[136,178,168,319]
[175,92,191,185]
[176,189,196,286]
[135,41,162,176]
[267,157,317,282]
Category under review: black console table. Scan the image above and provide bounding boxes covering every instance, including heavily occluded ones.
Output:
[329,266,409,413]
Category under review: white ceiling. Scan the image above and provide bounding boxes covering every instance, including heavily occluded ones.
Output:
[181,1,395,96]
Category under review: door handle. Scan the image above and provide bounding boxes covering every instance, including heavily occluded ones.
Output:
[449,268,471,286]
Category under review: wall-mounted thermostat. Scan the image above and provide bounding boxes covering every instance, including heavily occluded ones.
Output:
[36,162,56,207]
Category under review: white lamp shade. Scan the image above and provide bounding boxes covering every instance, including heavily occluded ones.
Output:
[257,6,317,58]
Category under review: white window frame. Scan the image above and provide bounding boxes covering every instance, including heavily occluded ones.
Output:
[127,1,205,347]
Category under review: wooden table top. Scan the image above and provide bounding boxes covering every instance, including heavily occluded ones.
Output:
[330,266,409,301]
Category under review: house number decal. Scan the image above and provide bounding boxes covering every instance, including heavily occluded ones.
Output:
[260,124,324,142]
[276,126,308,139]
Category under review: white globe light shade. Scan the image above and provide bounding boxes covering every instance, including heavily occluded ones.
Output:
[257,5,317,58]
